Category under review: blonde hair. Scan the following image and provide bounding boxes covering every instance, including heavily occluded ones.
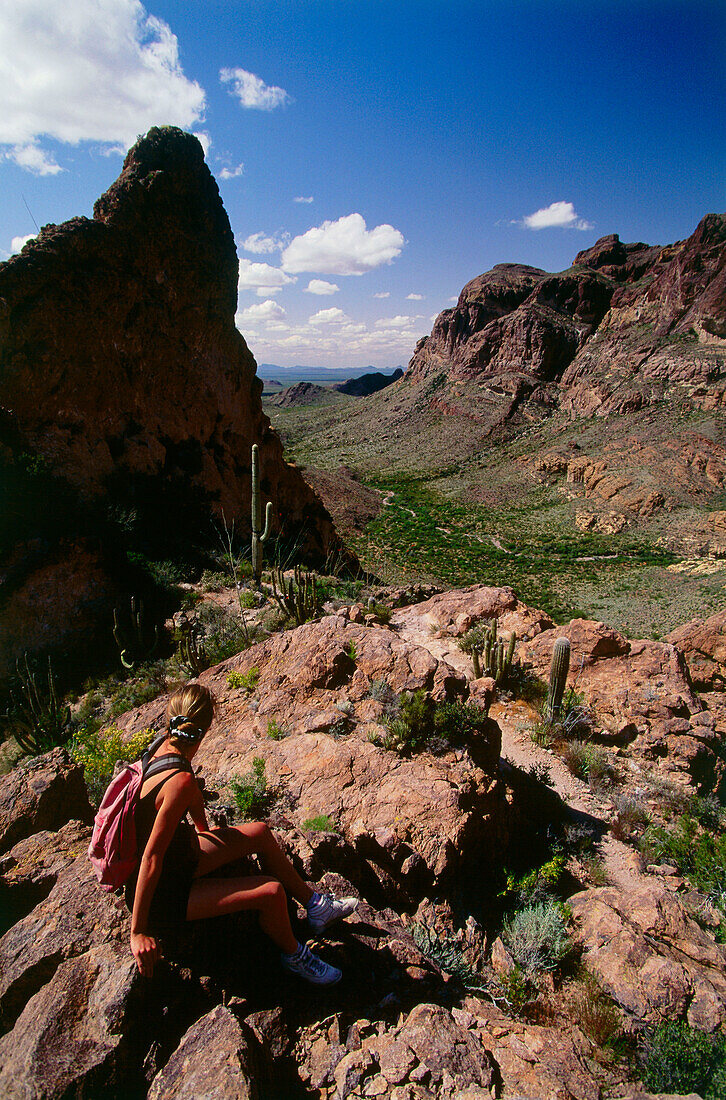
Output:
[166,683,215,747]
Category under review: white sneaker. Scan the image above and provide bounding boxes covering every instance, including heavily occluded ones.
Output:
[306,893,359,934]
[281,943,342,985]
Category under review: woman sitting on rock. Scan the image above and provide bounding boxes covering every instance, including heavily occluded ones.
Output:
[127,682,357,984]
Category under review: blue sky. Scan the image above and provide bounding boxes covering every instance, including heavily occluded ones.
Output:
[1,0,724,369]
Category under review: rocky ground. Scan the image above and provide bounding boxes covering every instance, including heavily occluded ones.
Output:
[1,582,724,1099]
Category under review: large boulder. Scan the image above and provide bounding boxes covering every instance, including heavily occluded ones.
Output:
[666,608,726,691]
[570,882,726,1032]
[0,943,138,1099]
[114,616,507,896]
[148,1005,260,1100]
[0,748,92,855]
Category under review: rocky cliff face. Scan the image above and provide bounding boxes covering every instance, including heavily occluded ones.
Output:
[408,215,726,417]
[0,127,342,677]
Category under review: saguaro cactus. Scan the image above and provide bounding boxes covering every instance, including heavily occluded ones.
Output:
[546,637,571,722]
[113,596,159,670]
[251,443,272,587]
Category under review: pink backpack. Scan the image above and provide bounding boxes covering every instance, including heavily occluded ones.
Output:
[88,735,192,890]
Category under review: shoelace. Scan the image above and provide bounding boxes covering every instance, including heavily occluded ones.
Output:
[300,946,327,975]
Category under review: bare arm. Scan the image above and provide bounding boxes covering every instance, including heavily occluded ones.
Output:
[130,774,195,976]
[187,779,209,833]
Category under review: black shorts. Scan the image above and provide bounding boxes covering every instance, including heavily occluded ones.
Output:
[125,822,199,935]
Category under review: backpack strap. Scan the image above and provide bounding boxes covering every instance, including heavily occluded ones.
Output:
[144,754,194,781]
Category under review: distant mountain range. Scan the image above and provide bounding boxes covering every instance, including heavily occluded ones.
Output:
[258,364,403,384]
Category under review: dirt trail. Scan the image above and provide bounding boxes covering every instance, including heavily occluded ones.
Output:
[393,616,644,891]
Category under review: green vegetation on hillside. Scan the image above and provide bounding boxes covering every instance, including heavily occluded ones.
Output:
[353,477,693,628]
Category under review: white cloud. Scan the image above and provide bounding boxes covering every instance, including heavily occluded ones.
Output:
[193,131,211,156]
[219,162,244,180]
[521,201,593,231]
[237,299,286,323]
[294,196,314,203]
[406,293,424,300]
[238,258,296,297]
[373,291,390,299]
[237,308,427,366]
[0,0,206,166]
[304,279,339,295]
[10,233,36,253]
[242,232,282,254]
[220,67,290,110]
[4,143,63,175]
[309,307,348,325]
[281,213,405,276]
[375,315,419,329]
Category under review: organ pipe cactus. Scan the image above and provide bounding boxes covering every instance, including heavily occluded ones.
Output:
[8,654,73,754]
[546,637,571,721]
[251,443,272,587]
[113,596,159,670]
[270,565,320,625]
[461,619,516,684]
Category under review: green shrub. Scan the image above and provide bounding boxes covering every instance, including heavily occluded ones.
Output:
[500,854,566,908]
[411,920,480,987]
[495,964,532,1014]
[640,815,726,912]
[502,899,571,973]
[266,718,287,740]
[6,655,74,756]
[72,725,155,805]
[302,814,337,832]
[375,692,492,756]
[642,1021,726,1099]
[344,640,357,661]
[561,741,615,790]
[230,757,270,820]
[611,793,651,841]
[227,666,259,693]
[194,603,256,664]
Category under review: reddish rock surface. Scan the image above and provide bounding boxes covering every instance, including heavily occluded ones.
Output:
[115,615,506,893]
[408,215,725,408]
[666,607,726,691]
[570,882,726,1031]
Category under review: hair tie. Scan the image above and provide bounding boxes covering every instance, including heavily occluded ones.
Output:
[168,714,204,741]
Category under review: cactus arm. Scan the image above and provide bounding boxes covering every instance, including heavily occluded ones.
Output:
[261,500,272,543]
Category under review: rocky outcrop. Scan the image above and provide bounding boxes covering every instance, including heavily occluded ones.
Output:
[0,748,91,855]
[3,587,726,1098]
[114,614,506,897]
[266,381,330,407]
[520,618,725,789]
[0,126,342,677]
[666,608,726,691]
[147,1006,260,1100]
[570,882,726,1032]
[334,368,404,396]
[409,216,726,413]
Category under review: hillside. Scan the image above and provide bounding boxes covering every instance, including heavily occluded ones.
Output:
[265,216,726,636]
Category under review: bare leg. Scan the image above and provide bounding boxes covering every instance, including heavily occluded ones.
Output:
[186,874,299,954]
[194,822,314,906]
